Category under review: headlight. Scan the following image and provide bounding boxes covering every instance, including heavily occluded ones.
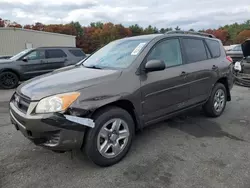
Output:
[35,92,80,114]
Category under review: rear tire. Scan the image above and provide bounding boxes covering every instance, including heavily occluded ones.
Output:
[0,71,19,89]
[84,106,135,167]
[203,83,227,117]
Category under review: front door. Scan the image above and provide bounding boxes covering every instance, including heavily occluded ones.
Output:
[19,49,48,79]
[140,38,190,124]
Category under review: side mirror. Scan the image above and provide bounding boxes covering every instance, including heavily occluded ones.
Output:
[145,59,165,72]
[22,57,28,62]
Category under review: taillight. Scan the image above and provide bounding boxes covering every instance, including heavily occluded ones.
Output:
[226,56,233,63]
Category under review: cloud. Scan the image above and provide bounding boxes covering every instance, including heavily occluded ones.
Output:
[0,0,250,30]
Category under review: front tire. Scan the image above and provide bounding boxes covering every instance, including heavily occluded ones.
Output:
[0,71,19,89]
[203,83,227,117]
[84,106,135,167]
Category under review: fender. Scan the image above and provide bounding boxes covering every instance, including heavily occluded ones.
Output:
[68,93,143,129]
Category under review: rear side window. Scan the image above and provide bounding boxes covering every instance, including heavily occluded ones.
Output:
[69,49,86,57]
[46,49,67,58]
[182,38,207,63]
[205,39,221,58]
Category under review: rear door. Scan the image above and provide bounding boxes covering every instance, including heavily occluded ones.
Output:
[18,49,48,79]
[140,38,191,124]
[45,49,68,71]
[180,37,218,104]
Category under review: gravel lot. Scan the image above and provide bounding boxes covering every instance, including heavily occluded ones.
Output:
[1,85,250,188]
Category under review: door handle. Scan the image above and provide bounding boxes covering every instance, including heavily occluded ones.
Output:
[212,65,218,70]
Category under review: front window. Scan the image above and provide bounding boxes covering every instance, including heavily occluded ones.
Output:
[25,50,45,60]
[10,49,32,60]
[147,39,182,67]
[233,45,242,51]
[83,39,150,69]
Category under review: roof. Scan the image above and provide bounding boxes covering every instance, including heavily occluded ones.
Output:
[120,34,163,40]
[0,27,76,38]
[118,31,219,42]
[165,30,216,38]
[37,46,80,49]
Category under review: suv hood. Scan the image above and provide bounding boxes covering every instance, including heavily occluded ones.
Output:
[17,66,122,100]
[242,39,250,57]
[0,59,13,64]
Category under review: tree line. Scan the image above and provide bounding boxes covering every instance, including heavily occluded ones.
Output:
[1,18,250,54]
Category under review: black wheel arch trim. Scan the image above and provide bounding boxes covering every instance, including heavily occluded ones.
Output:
[0,68,21,79]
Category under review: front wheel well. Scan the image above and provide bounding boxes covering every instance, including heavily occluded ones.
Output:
[0,69,20,80]
[216,77,231,101]
[81,100,140,151]
[91,100,140,131]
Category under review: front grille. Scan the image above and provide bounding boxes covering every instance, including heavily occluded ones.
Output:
[13,93,31,113]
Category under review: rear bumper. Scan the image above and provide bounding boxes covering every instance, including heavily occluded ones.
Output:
[228,64,235,90]
[9,101,93,151]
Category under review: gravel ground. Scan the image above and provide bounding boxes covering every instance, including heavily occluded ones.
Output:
[1,85,250,188]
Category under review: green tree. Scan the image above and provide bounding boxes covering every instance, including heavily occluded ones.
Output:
[175,26,181,30]
[144,25,155,34]
[70,21,84,37]
[129,24,143,36]
[90,22,103,29]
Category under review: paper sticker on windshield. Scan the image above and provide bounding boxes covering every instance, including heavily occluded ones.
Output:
[131,43,146,55]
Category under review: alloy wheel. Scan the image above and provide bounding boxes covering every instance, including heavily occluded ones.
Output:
[213,89,225,113]
[97,118,130,159]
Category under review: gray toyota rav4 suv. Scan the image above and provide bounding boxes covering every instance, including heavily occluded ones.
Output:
[9,31,234,166]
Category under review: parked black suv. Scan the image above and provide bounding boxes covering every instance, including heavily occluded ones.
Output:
[0,47,86,89]
[9,31,234,166]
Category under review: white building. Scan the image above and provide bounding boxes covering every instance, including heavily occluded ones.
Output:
[0,27,76,56]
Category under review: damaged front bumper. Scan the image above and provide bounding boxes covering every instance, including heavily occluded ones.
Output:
[9,101,95,151]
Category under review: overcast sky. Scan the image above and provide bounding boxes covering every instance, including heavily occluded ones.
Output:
[0,0,250,30]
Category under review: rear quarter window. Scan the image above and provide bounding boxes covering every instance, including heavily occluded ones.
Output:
[205,39,221,58]
[182,38,207,63]
[46,49,67,58]
[69,49,86,57]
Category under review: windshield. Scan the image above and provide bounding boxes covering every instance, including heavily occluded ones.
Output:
[83,39,150,69]
[9,49,32,60]
[232,45,242,51]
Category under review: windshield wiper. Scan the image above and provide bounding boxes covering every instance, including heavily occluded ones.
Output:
[84,65,103,69]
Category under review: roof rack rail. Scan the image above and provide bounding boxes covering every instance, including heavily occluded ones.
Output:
[165,30,216,38]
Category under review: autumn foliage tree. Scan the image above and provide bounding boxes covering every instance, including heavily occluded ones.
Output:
[205,29,229,44]
[23,24,32,29]
[79,23,132,53]
[235,30,250,43]
[8,22,22,28]
[1,17,250,53]
[32,22,45,31]
[0,18,4,27]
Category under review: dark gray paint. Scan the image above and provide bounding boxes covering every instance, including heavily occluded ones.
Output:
[0,47,86,81]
